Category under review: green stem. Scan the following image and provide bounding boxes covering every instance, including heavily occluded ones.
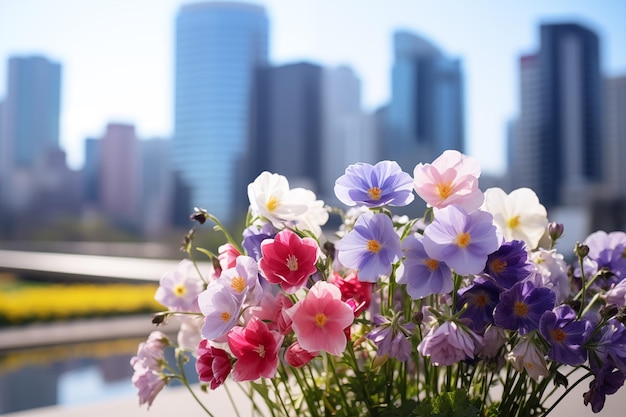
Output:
[223,383,242,417]
[541,372,593,417]
[327,354,351,414]
[175,352,215,417]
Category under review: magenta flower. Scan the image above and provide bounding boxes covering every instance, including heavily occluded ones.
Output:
[286,281,354,356]
[196,339,232,390]
[413,150,484,211]
[329,270,372,317]
[422,205,500,275]
[259,229,319,294]
[285,341,319,368]
[417,320,482,366]
[539,305,590,366]
[493,281,555,335]
[155,259,204,312]
[227,316,284,382]
[397,234,453,299]
[336,211,402,282]
[334,160,415,207]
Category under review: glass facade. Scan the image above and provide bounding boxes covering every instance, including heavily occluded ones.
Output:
[174,2,268,223]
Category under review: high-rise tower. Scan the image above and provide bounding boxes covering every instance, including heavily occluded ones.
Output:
[174,2,268,223]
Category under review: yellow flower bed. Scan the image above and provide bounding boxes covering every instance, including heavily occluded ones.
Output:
[0,282,162,325]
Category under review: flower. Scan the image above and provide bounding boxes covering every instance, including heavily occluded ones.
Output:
[584,364,626,413]
[196,340,232,390]
[228,316,284,382]
[259,229,319,294]
[396,234,454,299]
[413,149,484,211]
[529,248,570,303]
[336,211,402,282]
[329,269,372,316]
[583,230,626,283]
[198,282,242,341]
[456,277,502,333]
[493,281,555,334]
[334,160,414,207]
[131,365,167,408]
[422,205,500,275]
[482,187,548,249]
[605,280,626,306]
[417,320,482,366]
[154,259,204,312]
[130,331,170,409]
[507,336,549,381]
[539,305,590,366]
[285,341,318,368]
[247,171,308,229]
[592,318,626,373]
[484,239,534,289]
[217,255,263,305]
[286,281,354,356]
[367,314,415,362]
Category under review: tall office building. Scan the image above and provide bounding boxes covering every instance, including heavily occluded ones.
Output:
[99,123,140,227]
[174,2,268,223]
[603,76,626,198]
[512,23,602,207]
[386,31,464,172]
[3,56,61,169]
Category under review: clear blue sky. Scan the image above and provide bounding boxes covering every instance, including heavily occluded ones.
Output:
[1,0,625,174]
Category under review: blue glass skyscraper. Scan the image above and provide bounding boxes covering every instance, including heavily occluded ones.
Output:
[174,2,268,223]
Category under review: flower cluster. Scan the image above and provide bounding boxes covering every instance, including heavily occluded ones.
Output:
[132,151,626,416]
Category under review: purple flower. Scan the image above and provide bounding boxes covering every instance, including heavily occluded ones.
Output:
[242,222,277,261]
[539,305,590,366]
[336,211,402,282]
[606,279,626,307]
[456,277,502,333]
[592,319,626,373]
[417,320,482,366]
[131,365,167,409]
[423,206,500,275]
[493,281,555,335]
[584,364,626,413]
[396,234,453,299]
[583,230,626,284]
[155,259,204,312]
[334,160,415,208]
[367,314,416,362]
[484,240,533,289]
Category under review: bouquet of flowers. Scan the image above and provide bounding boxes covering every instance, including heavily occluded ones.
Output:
[131,150,626,416]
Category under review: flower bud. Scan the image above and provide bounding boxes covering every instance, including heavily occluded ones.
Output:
[574,242,589,259]
[190,207,209,224]
[600,304,619,320]
[548,222,564,242]
[285,341,318,368]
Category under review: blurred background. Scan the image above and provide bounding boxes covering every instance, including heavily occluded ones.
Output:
[0,0,625,415]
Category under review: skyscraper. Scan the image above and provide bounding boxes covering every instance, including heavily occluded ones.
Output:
[174,2,268,223]
[512,23,602,207]
[603,75,626,198]
[386,31,465,172]
[3,56,62,169]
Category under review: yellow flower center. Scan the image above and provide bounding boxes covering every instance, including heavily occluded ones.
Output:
[367,239,382,253]
[231,277,246,293]
[423,258,439,271]
[220,311,232,322]
[266,196,280,212]
[367,187,382,201]
[456,232,471,248]
[315,313,327,327]
[490,258,507,274]
[474,293,488,308]
[286,254,299,271]
[437,181,453,200]
[507,215,521,229]
[513,301,529,317]
[254,344,266,358]
[551,328,567,343]
[174,284,186,297]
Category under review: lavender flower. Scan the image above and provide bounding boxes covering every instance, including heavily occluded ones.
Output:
[336,211,402,282]
[583,230,626,285]
[334,160,415,208]
[417,320,482,366]
[484,240,533,289]
[539,305,590,366]
[155,259,204,312]
[606,280,626,307]
[397,234,453,299]
[592,318,626,373]
[242,222,277,261]
[584,364,626,413]
[423,205,500,275]
[493,281,555,335]
[367,314,416,362]
[456,277,502,333]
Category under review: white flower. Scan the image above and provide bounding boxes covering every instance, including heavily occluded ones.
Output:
[176,315,204,355]
[482,187,548,249]
[606,280,626,307]
[507,337,548,382]
[529,249,570,303]
[247,172,328,236]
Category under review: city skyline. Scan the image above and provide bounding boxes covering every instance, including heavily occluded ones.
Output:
[1,0,625,175]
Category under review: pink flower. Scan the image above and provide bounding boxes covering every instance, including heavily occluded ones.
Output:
[329,270,372,317]
[218,243,241,271]
[285,341,318,368]
[131,365,167,409]
[196,339,232,390]
[286,281,354,356]
[417,321,481,366]
[259,229,319,294]
[130,331,169,371]
[413,150,484,212]
[246,291,294,334]
[227,316,284,382]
